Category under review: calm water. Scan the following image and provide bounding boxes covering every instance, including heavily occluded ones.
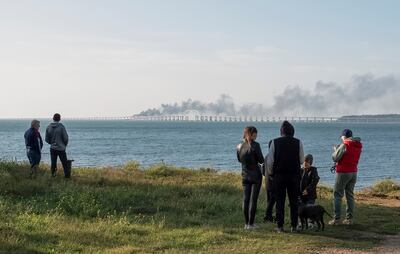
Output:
[1,120,399,188]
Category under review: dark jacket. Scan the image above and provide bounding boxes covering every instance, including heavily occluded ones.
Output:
[45,122,69,151]
[300,166,320,201]
[24,128,43,153]
[237,141,264,183]
[268,136,304,177]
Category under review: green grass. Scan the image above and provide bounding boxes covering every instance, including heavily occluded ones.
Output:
[0,161,399,253]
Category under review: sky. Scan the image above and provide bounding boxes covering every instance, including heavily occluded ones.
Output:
[1,0,400,118]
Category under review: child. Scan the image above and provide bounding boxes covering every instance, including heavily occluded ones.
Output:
[300,154,320,205]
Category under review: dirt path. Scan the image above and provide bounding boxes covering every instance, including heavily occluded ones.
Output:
[375,235,400,253]
[356,194,400,208]
[317,234,400,254]
[318,197,400,254]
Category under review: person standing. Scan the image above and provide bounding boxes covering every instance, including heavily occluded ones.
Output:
[24,119,43,178]
[329,129,362,225]
[266,121,304,233]
[263,140,276,223]
[237,126,264,230]
[45,113,70,178]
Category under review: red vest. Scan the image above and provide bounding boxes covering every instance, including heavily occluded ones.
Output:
[336,139,362,173]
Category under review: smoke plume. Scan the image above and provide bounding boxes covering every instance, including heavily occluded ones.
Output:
[137,74,400,117]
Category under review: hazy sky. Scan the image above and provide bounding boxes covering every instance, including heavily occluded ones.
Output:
[1,0,400,118]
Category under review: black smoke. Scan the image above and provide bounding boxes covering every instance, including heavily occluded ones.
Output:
[138,94,237,116]
[136,74,400,116]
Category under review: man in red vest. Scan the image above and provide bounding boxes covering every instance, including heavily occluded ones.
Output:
[329,129,362,225]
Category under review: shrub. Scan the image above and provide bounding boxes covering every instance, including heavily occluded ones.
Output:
[372,179,400,195]
[199,168,218,173]
[145,164,180,177]
[124,161,141,172]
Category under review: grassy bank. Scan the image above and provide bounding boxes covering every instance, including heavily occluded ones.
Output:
[0,161,399,254]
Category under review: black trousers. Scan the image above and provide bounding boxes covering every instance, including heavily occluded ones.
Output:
[242,180,261,225]
[265,189,276,219]
[274,175,300,228]
[50,148,69,177]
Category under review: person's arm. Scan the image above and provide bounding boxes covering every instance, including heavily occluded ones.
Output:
[266,141,275,176]
[299,141,305,164]
[261,163,266,176]
[62,126,69,146]
[262,154,269,176]
[306,168,320,193]
[24,131,29,147]
[255,143,264,164]
[236,143,242,163]
[332,144,346,162]
[45,127,51,144]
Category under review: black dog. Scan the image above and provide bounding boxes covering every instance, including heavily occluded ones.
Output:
[298,204,332,231]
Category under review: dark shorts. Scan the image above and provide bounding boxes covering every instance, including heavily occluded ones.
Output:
[27,150,41,166]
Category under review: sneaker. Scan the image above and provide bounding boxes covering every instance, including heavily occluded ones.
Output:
[328,219,341,225]
[244,224,249,230]
[342,219,353,225]
[275,227,284,233]
[248,224,260,230]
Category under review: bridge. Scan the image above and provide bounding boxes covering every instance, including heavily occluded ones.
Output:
[61,113,398,123]
[131,110,340,123]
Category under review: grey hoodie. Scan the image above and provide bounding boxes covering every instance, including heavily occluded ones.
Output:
[332,137,361,162]
[45,122,69,151]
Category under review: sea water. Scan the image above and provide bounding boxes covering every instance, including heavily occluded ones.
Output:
[1,120,399,188]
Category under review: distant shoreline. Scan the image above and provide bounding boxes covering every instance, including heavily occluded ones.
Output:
[1,114,400,123]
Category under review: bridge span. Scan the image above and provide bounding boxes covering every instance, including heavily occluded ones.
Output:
[130,110,340,122]
[132,115,339,123]
[63,115,339,122]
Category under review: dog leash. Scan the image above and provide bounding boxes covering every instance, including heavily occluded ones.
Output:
[316,165,337,174]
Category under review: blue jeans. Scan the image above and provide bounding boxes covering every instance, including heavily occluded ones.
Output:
[27,149,41,167]
[334,172,357,220]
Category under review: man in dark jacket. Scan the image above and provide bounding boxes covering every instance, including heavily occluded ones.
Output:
[300,154,320,205]
[45,113,70,178]
[266,121,304,233]
[24,119,43,178]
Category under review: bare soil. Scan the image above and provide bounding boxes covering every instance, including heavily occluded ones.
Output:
[318,197,400,254]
